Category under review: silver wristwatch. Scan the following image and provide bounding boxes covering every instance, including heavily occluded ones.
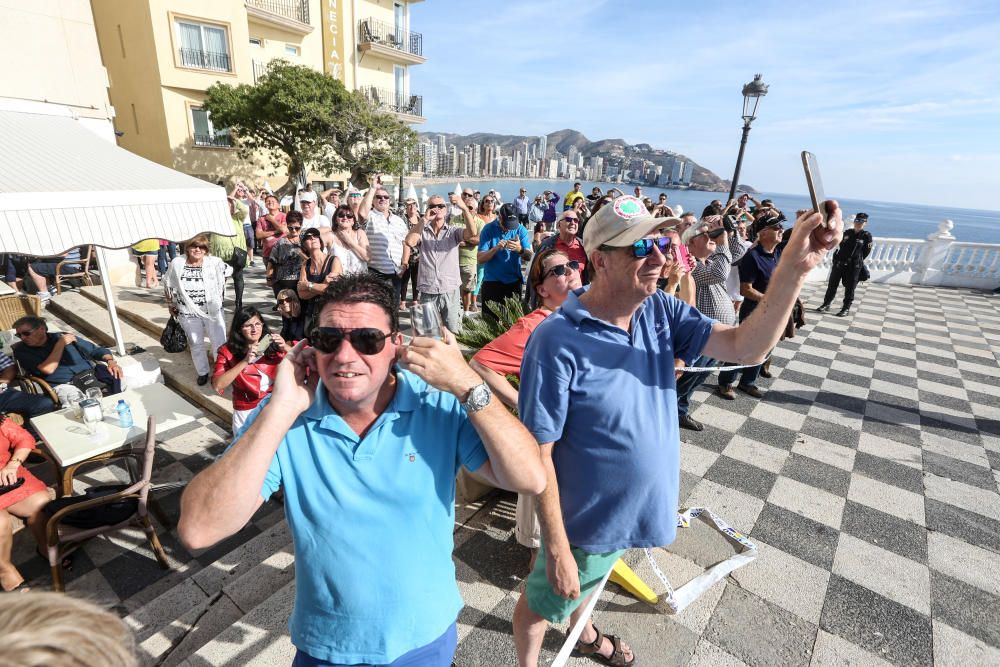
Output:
[460,382,491,413]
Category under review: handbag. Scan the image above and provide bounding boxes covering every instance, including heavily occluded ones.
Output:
[230,247,248,271]
[0,478,25,496]
[160,316,188,353]
[42,484,137,529]
[859,264,871,282]
[69,344,121,396]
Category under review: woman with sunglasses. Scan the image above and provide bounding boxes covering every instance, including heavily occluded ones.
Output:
[470,248,582,563]
[398,199,421,306]
[267,210,304,298]
[329,204,369,276]
[212,307,289,432]
[297,228,343,322]
[275,289,307,343]
[525,210,588,309]
[164,235,231,386]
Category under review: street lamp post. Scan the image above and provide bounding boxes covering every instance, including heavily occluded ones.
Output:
[728,74,769,203]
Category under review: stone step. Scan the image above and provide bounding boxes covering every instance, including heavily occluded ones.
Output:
[124,512,293,666]
[180,581,297,667]
[78,285,168,341]
[47,290,233,425]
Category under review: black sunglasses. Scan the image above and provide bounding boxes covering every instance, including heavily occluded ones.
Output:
[14,328,37,339]
[543,260,580,280]
[374,195,391,201]
[335,213,355,219]
[309,327,393,356]
[600,237,672,258]
[562,216,579,223]
[287,225,302,231]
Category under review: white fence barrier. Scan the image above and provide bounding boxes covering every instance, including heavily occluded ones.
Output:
[806,220,999,290]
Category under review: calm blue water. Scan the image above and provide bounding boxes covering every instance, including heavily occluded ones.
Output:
[413,179,999,244]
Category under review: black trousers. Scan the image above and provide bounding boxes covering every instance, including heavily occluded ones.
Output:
[824,263,862,309]
[230,260,245,313]
[480,280,522,323]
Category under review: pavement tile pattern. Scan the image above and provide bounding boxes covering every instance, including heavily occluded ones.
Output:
[11,272,1000,666]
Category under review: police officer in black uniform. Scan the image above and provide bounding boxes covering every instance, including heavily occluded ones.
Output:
[817,212,873,317]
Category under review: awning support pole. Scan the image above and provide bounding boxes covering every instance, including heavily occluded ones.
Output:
[95,247,127,357]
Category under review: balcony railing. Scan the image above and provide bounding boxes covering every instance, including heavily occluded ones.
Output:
[252,59,270,83]
[194,133,232,148]
[358,18,423,57]
[362,87,422,118]
[178,48,231,72]
[245,0,309,24]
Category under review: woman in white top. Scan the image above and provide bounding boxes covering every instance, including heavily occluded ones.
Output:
[328,203,369,275]
[163,234,231,386]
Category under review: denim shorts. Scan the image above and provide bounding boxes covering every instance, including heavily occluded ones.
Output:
[292,622,457,667]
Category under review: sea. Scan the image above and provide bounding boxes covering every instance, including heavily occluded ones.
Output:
[412,179,999,244]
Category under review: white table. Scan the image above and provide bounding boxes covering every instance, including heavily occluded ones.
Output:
[31,383,202,495]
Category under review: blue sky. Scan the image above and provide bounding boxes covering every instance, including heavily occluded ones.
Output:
[410,0,1000,211]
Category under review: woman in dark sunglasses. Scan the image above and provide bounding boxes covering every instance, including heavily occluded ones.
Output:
[329,204,369,276]
[469,248,582,563]
[267,210,304,298]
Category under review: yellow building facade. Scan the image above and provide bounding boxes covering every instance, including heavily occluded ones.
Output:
[91,0,425,189]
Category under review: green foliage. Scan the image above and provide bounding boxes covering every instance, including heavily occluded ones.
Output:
[455,296,527,353]
[202,61,418,188]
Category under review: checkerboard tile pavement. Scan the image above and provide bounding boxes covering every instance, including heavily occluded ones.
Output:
[10,267,1000,666]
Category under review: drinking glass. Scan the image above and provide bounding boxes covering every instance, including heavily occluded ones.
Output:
[410,302,442,339]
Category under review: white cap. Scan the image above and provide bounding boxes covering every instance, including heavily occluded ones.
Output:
[582,195,682,252]
[298,191,317,203]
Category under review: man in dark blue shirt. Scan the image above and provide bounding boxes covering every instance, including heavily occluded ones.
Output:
[715,216,784,399]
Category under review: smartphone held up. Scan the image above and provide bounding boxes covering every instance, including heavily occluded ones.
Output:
[801,151,832,228]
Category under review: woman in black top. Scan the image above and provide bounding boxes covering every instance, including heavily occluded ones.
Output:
[296,227,342,320]
[276,289,308,342]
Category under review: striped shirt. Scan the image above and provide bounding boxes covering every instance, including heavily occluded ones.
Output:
[690,234,748,326]
[365,210,408,274]
[0,353,14,373]
[180,265,207,307]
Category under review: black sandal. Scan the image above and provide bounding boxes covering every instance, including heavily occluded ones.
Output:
[572,624,636,666]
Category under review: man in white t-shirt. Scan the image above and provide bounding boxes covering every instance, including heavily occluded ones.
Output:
[359,175,408,307]
[298,190,332,247]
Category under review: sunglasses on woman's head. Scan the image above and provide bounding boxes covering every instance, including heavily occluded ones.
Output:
[543,260,580,280]
[309,327,393,355]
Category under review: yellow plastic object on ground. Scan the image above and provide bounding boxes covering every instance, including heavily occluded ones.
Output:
[609,559,658,604]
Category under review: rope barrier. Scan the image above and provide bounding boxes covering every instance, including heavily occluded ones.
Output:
[675,355,771,374]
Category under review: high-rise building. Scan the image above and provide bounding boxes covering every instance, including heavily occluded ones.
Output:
[567,145,578,166]
[437,134,447,156]
[548,159,559,179]
[589,156,604,180]
[681,162,694,185]
[472,143,482,176]
[670,159,685,184]
[538,135,548,160]
[449,145,458,175]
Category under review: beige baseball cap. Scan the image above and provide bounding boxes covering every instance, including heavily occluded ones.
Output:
[582,195,682,252]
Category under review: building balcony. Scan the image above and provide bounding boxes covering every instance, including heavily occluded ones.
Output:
[252,59,269,83]
[245,0,313,34]
[362,87,425,124]
[194,133,232,148]
[357,18,426,65]
[178,48,232,72]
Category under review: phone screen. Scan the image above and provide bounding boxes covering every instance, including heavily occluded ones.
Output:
[801,151,828,226]
[256,334,272,354]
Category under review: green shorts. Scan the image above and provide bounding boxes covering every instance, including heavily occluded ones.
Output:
[524,541,624,623]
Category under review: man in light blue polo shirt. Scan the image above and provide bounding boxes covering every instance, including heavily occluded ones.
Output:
[512,196,844,666]
[179,272,545,667]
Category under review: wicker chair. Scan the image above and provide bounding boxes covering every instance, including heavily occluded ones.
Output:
[54,245,95,294]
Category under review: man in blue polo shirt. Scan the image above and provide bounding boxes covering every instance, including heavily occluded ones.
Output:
[477,202,532,322]
[512,196,844,667]
[179,272,545,667]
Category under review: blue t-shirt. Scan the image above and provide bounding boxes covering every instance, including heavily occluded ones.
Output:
[738,245,780,320]
[478,221,531,284]
[518,287,715,553]
[233,369,488,664]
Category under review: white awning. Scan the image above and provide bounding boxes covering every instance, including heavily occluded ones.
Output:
[0,109,232,257]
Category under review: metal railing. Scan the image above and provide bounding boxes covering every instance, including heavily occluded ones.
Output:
[178,48,231,72]
[194,133,232,148]
[358,17,423,57]
[245,0,309,24]
[362,87,422,118]
[252,59,269,83]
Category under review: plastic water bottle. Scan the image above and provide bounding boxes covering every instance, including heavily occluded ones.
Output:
[116,400,133,429]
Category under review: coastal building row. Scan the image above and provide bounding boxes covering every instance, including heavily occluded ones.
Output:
[417,134,694,186]
[5,0,427,192]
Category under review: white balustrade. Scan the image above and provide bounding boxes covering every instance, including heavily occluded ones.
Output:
[806,219,1000,290]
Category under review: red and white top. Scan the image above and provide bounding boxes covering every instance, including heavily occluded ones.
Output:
[212,344,286,411]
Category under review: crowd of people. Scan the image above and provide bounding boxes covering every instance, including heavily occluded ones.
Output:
[1,173,859,666]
